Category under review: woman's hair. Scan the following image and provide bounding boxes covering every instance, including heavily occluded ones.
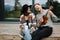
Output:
[21,4,30,16]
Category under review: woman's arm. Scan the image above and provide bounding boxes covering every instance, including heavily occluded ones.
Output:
[20,15,26,24]
[29,13,35,20]
[20,15,25,21]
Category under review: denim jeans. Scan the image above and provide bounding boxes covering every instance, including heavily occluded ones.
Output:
[23,25,32,40]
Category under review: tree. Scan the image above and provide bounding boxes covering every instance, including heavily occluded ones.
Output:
[52,1,60,17]
[46,0,53,7]
[15,0,20,11]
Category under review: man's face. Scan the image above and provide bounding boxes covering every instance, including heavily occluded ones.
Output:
[34,5,42,12]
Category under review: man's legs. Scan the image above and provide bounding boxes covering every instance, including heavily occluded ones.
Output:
[31,26,53,40]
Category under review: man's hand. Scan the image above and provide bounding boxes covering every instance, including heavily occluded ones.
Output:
[38,18,43,24]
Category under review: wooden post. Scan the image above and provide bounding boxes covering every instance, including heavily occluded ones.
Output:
[32,0,35,13]
[0,0,4,20]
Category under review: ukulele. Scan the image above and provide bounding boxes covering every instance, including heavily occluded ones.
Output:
[41,11,48,25]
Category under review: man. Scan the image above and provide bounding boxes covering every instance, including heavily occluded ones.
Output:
[31,3,58,40]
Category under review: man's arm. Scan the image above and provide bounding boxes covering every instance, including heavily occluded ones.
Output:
[49,10,58,21]
[36,15,43,25]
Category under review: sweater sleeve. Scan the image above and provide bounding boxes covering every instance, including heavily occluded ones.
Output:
[49,11,58,21]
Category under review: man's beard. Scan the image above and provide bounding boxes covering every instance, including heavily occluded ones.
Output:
[38,10,41,12]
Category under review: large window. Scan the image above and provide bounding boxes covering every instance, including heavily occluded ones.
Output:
[5,0,15,11]
[5,0,20,18]
[4,0,47,18]
[4,0,60,19]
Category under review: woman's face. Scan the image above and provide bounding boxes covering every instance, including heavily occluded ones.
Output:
[27,7,31,13]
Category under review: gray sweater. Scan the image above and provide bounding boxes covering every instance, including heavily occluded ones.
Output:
[36,9,58,27]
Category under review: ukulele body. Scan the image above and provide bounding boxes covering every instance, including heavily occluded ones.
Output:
[41,15,48,25]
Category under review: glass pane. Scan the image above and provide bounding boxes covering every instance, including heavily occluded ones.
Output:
[5,0,15,11]
[20,0,32,6]
[5,0,20,18]
[4,0,60,19]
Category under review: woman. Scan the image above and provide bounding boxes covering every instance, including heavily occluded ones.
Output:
[19,4,36,40]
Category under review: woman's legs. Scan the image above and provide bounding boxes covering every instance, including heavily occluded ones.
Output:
[23,26,32,40]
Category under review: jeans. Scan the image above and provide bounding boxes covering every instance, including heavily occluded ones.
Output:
[31,26,53,40]
[23,25,32,40]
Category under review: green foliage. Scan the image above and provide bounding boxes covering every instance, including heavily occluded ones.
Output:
[57,5,60,18]
[4,0,22,18]
[46,1,60,18]
[46,2,50,7]
[5,10,21,18]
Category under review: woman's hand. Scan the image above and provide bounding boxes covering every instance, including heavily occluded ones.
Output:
[29,14,35,20]
[30,29,35,34]
[29,15,32,20]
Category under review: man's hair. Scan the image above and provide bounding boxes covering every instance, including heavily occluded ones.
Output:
[34,3,40,7]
